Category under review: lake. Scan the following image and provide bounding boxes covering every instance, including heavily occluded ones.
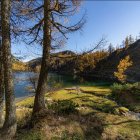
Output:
[14,72,111,98]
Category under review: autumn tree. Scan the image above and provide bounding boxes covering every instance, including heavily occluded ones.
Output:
[0,0,16,138]
[114,55,132,83]
[13,0,85,118]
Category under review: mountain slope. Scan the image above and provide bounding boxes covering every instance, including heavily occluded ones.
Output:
[12,56,27,71]
[27,50,76,72]
[92,40,140,82]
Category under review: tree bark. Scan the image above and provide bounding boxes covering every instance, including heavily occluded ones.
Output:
[0,45,4,126]
[0,0,17,139]
[0,2,4,126]
[32,0,51,118]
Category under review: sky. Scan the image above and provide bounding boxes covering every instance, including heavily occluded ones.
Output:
[11,1,140,62]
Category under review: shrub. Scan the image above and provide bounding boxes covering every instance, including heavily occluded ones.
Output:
[110,83,140,112]
[48,100,78,115]
[111,83,138,95]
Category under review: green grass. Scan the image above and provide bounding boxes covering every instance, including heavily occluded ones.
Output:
[16,97,34,108]
[16,85,140,140]
[46,86,117,113]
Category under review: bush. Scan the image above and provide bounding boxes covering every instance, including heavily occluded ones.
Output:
[111,83,139,99]
[111,83,138,92]
[48,100,78,115]
[110,83,140,112]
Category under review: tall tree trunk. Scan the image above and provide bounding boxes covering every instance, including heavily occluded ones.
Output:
[0,44,4,127]
[32,0,51,118]
[0,2,4,126]
[0,0,17,139]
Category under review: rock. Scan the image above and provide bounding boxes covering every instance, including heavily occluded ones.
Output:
[124,111,140,120]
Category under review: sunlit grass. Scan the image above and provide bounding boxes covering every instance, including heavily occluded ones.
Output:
[16,85,140,139]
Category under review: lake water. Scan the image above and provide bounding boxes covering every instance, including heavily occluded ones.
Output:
[14,72,111,98]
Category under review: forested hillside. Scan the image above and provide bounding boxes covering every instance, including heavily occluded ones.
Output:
[27,39,140,82]
[92,40,140,82]
[12,56,27,71]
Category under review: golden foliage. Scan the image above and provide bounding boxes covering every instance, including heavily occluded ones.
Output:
[75,51,108,73]
[114,55,132,83]
[12,62,28,71]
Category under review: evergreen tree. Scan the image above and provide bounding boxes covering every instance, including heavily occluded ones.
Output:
[125,37,129,49]
[128,35,134,44]
[108,43,114,54]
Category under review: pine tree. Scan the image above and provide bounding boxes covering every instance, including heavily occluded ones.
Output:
[108,43,114,54]
[128,35,134,44]
[125,37,129,49]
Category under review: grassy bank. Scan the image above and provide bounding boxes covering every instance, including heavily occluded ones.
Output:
[16,85,140,140]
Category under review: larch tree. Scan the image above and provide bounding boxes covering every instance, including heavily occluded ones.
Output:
[13,0,86,119]
[33,0,85,118]
[114,55,132,83]
[0,0,25,127]
[0,0,17,139]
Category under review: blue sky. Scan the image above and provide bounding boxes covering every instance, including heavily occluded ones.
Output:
[12,1,140,62]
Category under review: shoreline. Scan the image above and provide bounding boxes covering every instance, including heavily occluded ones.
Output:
[15,93,35,103]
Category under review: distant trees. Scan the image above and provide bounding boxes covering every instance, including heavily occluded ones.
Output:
[128,35,134,44]
[124,35,134,49]
[0,0,16,139]
[74,50,108,74]
[114,55,132,83]
[108,43,114,54]
[124,37,129,49]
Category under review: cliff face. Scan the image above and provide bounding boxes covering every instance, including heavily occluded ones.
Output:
[92,40,140,82]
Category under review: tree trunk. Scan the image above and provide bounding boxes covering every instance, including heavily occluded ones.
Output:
[0,2,4,126]
[0,0,17,139]
[0,45,4,127]
[32,0,51,118]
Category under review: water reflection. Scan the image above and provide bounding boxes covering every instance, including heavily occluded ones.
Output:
[14,72,111,98]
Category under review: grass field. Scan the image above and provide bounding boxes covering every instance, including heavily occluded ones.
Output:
[16,85,140,140]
